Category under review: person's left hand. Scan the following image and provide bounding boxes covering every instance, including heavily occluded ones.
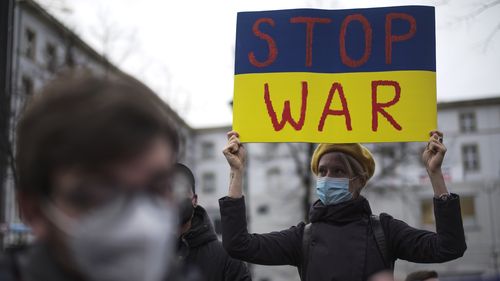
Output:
[422,130,447,174]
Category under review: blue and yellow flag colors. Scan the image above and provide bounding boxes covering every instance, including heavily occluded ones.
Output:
[233,6,436,143]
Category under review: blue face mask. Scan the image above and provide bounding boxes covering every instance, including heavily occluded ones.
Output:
[316,177,353,205]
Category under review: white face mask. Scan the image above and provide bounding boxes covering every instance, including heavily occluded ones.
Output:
[44,195,177,281]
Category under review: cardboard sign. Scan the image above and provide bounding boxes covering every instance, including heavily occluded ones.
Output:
[233,6,436,143]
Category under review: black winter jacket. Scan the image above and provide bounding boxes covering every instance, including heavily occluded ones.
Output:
[178,205,251,281]
[0,243,84,281]
[0,237,198,281]
[219,195,466,281]
[0,242,200,281]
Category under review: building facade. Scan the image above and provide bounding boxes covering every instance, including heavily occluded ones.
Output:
[1,0,194,244]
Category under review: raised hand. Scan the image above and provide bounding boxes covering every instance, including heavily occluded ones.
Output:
[422,130,446,175]
[222,131,246,172]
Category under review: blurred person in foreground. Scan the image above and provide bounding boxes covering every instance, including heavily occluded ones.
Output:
[0,72,181,281]
[220,131,467,281]
[173,163,251,281]
[405,271,438,281]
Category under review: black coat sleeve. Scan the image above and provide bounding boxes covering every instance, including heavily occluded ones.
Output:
[223,254,252,281]
[219,196,304,266]
[381,193,467,263]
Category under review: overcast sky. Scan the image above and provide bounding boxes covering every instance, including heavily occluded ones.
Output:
[38,0,500,128]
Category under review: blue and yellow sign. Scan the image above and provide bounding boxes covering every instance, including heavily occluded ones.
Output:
[233,6,436,143]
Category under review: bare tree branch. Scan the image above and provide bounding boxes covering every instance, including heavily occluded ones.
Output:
[460,0,500,21]
[286,143,305,176]
[90,7,138,68]
[38,0,73,14]
[484,21,500,51]
[285,143,314,221]
[444,0,500,53]
[369,143,410,185]
[444,0,500,28]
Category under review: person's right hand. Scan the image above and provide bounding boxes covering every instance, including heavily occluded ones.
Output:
[222,131,246,171]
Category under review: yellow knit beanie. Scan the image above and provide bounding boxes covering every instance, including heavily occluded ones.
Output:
[310,143,375,179]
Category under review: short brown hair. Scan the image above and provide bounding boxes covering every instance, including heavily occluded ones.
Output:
[16,71,179,196]
[405,270,438,281]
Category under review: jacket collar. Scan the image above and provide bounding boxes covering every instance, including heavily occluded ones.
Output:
[18,242,84,281]
[182,205,218,248]
[309,196,372,224]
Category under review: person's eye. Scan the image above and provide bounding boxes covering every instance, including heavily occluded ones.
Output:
[146,171,173,196]
[318,167,326,176]
[149,180,171,197]
[334,169,346,176]
[64,188,102,210]
[66,190,89,209]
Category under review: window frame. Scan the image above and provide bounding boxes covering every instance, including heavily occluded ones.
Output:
[459,111,477,133]
[201,141,215,160]
[21,75,34,96]
[45,42,57,72]
[461,144,480,172]
[201,172,216,194]
[420,195,478,230]
[24,27,37,60]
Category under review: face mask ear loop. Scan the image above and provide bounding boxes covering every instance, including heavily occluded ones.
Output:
[350,170,369,182]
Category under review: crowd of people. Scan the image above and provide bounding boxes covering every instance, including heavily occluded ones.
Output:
[0,72,470,281]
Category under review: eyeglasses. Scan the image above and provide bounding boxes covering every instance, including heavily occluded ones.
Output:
[51,171,175,213]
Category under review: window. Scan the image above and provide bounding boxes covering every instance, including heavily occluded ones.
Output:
[459,112,477,133]
[21,76,33,96]
[45,43,57,72]
[420,200,434,226]
[257,204,269,215]
[202,172,216,194]
[201,142,215,160]
[65,46,75,67]
[460,196,477,227]
[421,196,476,228]
[462,144,480,172]
[206,208,222,235]
[24,28,36,60]
[20,76,34,107]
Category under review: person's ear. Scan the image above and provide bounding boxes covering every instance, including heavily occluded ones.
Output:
[350,175,367,196]
[192,194,198,208]
[358,175,368,189]
[17,192,50,239]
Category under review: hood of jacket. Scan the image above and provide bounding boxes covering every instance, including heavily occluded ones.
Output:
[183,205,218,248]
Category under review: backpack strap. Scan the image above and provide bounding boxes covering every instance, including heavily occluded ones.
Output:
[370,214,393,269]
[300,223,312,281]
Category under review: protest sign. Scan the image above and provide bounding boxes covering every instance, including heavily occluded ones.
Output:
[233,6,436,143]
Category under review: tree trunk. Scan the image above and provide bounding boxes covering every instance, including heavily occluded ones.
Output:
[303,143,314,222]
